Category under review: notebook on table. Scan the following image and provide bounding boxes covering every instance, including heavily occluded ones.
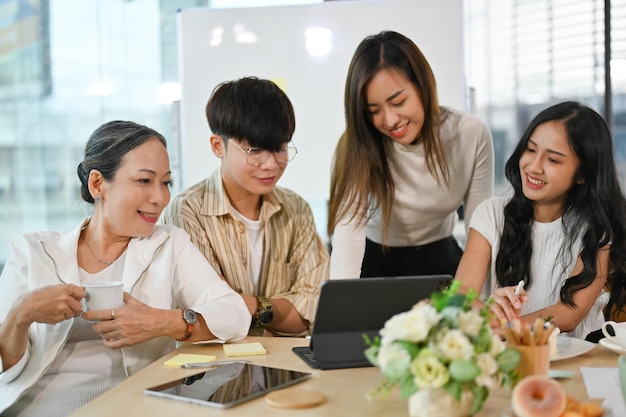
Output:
[293,275,452,370]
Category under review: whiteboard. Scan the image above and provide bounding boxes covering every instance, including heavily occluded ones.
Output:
[177,0,464,200]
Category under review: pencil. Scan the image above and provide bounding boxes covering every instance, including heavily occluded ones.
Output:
[542,322,555,345]
[533,317,545,345]
[503,327,517,345]
[522,320,534,346]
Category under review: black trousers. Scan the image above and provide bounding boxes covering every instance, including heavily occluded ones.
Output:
[360,236,463,278]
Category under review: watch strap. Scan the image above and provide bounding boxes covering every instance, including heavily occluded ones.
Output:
[177,308,195,342]
[253,296,273,327]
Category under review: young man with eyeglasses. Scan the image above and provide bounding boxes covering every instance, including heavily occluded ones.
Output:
[161,77,329,336]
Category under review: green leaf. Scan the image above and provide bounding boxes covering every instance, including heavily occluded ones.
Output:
[496,348,521,372]
[364,345,380,366]
[395,340,421,357]
[449,359,481,383]
[446,294,466,308]
[363,333,380,347]
[500,371,521,389]
[399,374,418,398]
[470,384,489,415]
[473,326,493,353]
[463,288,478,307]
[444,380,463,401]
[482,297,495,315]
[431,293,446,312]
[446,279,462,295]
[431,280,462,312]
[369,378,397,399]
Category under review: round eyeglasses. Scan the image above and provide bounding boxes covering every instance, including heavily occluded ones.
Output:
[227,137,298,166]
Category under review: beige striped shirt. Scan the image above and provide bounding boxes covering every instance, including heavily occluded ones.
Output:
[161,170,329,335]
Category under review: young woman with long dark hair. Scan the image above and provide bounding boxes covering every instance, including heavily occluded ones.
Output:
[455,101,626,338]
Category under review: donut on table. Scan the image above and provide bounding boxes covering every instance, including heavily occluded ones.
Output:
[511,375,567,417]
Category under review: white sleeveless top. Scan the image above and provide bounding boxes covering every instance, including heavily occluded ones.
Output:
[471,196,607,339]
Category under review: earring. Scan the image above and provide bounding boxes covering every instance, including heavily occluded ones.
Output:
[95,195,102,204]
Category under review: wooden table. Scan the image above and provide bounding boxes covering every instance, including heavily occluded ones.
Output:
[68,337,621,417]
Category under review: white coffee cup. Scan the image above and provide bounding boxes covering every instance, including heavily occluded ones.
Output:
[82,281,124,312]
[601,321,626,348]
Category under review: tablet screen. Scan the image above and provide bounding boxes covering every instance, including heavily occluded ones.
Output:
[144,362,311,408]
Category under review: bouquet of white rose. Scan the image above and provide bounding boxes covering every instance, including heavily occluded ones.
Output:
[364,281,520,416]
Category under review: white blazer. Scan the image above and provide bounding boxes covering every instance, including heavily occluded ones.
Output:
[0,218,250,412]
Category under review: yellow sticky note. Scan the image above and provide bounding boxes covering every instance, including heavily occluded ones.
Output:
[223,342,267,357]
[163,353,217,367]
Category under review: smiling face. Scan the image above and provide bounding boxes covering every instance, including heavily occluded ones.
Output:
[213,135,286,205]
[98,137,171,238]
[519,120,581,220]
[365,68,425,145]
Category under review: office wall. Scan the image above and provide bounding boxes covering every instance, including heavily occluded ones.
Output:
[177,0,464,200]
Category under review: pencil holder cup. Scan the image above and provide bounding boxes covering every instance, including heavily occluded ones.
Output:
[513,344,550,378]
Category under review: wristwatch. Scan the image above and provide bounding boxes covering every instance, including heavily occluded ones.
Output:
[177,308,198,342]
[253,296,274,327]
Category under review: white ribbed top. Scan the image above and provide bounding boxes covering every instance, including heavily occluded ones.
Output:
[472,196,607,339]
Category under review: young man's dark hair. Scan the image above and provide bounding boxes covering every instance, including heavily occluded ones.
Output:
[206,77,295,151]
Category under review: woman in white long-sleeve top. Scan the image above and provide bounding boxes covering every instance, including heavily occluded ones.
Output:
[0,120,250,417]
